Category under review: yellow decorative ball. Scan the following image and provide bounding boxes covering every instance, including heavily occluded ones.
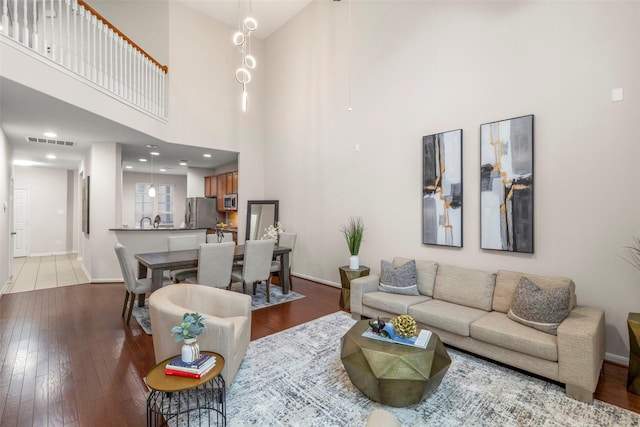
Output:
[391,315,418,338]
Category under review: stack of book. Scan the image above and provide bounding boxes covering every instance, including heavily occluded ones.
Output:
[165,353,216,378]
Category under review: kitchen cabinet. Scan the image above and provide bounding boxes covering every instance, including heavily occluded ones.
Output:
[204,176,217,198]
[211,171,238,212]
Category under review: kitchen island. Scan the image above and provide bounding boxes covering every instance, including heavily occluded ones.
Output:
[110,228,208,280]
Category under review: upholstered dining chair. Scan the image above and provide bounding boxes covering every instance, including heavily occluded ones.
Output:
[185,241,236,288]
[114,242,153,325]
[167,235,198,282]
[230,239,275,302]
[270,232,297,290]
[149,284,251,386]
[206,232,234,243]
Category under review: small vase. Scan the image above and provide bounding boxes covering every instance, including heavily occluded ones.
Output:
[181,338,200,363]
[349,255,359,270]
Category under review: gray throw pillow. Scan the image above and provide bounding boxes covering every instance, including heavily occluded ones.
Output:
[378,259,420,296]
[507,276,571,335]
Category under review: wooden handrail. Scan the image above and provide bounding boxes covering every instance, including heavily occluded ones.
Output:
[77,0,168,74]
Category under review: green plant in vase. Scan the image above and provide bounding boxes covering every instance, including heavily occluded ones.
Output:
[340,216,365,270]
[171,312,206,363]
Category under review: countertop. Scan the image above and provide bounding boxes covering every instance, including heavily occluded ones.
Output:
[109,228,209,231]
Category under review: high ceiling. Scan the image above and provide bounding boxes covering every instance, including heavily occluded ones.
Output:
[1,0,312,174]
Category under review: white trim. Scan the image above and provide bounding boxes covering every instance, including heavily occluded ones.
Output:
[292,272,340,288]
[91,277,123,283]
[27,251,76,257]
[81,264,91,282]
[1,279,11,296]
[605,352,628,367]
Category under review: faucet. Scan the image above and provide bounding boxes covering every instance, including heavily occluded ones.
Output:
[140,216,152,229]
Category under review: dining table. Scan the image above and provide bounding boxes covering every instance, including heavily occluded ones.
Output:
[134,244,292,305]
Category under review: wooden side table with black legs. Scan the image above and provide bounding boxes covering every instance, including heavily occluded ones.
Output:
[339,265,370,311]
[146,351,226,426]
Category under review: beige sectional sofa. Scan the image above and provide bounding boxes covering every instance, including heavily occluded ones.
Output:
[350,257,605,403]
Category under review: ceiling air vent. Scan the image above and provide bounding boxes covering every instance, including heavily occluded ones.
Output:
[26,136,75,147]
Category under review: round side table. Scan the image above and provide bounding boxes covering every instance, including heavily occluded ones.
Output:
[146,351,226,426]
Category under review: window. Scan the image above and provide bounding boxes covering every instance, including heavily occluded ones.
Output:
[135,183,174,227]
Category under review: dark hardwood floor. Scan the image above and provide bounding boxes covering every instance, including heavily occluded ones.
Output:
[0,277,639,426]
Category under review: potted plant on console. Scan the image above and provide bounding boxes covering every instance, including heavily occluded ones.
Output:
[341,216,365,270]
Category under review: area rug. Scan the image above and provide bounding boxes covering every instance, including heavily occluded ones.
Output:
[132,285,305,335]
[225,311,640,427]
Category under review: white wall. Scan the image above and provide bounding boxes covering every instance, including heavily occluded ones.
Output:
[0,127,13,292]
[186,167,215,198]
[122,171,187,228]
[14,166,70,255]
[264,1,640,359]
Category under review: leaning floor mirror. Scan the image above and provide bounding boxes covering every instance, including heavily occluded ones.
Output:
[246,200,279,240]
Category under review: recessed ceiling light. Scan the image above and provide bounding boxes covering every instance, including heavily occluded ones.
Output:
[160,168,167,172]
[43,131,57,138]
[46,154,56,159]
[125,165,133,169]
[150,151,160,156]
[139,158,148,162]
[14,159,36,166]
[179,160,188,166]
[203,153,212,158]
[146,144,158,149]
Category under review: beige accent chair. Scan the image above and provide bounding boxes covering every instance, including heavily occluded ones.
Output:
[206,233,234,243]
[231,239,275,302]
[167,235,198,282]
[114,243,152,324]
[270,232,297,290]
[185,242,236,288]
[365,409,401,427]
[149,284,251,386]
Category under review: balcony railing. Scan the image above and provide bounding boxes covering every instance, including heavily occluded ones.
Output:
[0,0,167,119]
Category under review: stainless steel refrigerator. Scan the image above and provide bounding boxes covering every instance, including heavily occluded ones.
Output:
[185,197,218,229]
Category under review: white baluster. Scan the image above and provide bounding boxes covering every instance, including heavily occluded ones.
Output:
[49,0,54,58]
[32,0,38,52]
[11,0,18,40]
[160,71,166,118]
[96,20,102,86]
[57,0,62,63]
[108,29,114,91]
[22,0,28,46]
[65,0,70,66]
[71,0,77,71]
[77,5,82,74]
[1,0,9,36]
[91,14,96,82]
[42,0,48,56]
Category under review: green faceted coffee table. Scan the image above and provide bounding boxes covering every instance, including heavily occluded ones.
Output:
[340,319,451,407]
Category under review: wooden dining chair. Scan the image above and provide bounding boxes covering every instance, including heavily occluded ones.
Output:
[114,243,152,324]
[167,235,198,282]
[230,239,275,302]
[185,242,236,288]
[270,232,297,290]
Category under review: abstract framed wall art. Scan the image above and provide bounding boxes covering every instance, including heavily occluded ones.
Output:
[480,115,534,253]
[422,129,463,247]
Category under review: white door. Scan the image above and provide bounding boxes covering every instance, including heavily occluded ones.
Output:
[13,188,29,257]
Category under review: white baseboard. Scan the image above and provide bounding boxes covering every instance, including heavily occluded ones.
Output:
[605,352,629,366]
[293,272,340,288]
[81,264,91,282]
[29,251,74,257]
[91,278,123,283]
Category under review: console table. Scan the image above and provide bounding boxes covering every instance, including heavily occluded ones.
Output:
[146,351,226,426]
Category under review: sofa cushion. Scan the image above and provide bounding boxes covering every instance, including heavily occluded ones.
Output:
[493,270,576,313]
[507,277,571,335]
[408,299,488,337]
[432,264,496,311]
[363,291,431,315]
[378,259,420,296]
[393,257,438,296]
[470,311,558,362]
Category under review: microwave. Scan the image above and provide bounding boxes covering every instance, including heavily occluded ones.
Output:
[223,194,238,211]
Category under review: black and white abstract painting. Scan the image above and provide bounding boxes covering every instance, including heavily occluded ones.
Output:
[480,115,534,253]
[423,129,463,247]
